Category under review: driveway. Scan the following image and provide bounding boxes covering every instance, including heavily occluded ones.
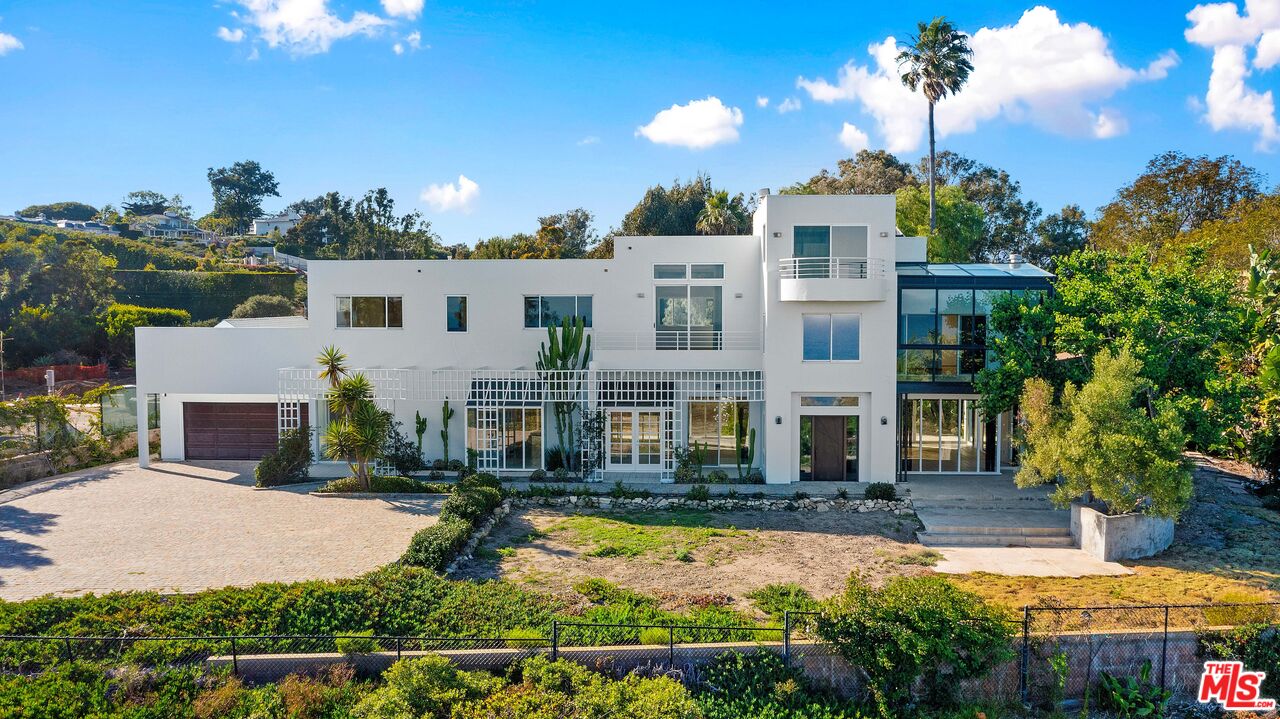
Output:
[0,461,442,601]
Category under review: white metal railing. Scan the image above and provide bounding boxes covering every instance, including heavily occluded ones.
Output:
[593,330,761,351]
[779,256,885,280]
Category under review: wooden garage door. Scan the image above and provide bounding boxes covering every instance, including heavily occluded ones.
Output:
[183,402,306,460]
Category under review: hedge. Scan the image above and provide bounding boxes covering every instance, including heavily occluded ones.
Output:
[101,303,190,358]
[112,269,301,321]
[400,518,475,572]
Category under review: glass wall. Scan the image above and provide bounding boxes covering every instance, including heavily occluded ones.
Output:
[899,397,997,473]
[897,287,1047,383]
[689,400,747,466]
[467,407,543,470]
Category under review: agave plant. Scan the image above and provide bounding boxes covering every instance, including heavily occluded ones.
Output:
[322,394,391,490]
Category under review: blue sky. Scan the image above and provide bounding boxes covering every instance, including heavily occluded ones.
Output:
[2,1,1279,244]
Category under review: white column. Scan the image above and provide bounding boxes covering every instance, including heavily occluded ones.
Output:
[136,389,150,468]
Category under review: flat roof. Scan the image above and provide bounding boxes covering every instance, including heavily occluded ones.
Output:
[896,262,1054,279]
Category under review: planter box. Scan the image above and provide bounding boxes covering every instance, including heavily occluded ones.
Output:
[1070,503,1174,561]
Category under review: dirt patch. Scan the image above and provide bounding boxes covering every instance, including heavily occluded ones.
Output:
[454,507,930,615]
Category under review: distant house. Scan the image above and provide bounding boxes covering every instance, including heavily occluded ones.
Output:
[131,213,213,242]
[54,219,118,235]
[250,211,300,237]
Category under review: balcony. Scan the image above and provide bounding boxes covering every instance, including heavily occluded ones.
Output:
[594,330,762,351]
[778,257,889,302]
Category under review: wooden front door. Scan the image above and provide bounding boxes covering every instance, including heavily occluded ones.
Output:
[810,415,846,481]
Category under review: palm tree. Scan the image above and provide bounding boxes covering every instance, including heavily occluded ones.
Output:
[897,17,973,233]
[696,191,742,235]
[322,398,390,490]
[316,345,348,389]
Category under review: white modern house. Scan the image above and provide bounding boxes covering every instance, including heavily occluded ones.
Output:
[135,192,1051,484]
[250,211,301,237]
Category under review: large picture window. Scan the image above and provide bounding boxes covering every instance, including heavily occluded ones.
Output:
[523,295,592,328]
[689,400,748,466]
[802,314,860,361]
[336,296,403,328]
[655,285,722,349]
[466,407,543,470]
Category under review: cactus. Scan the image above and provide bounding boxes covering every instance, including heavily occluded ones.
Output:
[537,316,591,471]
[414,410,428,457]
[735,406,756,482]
[691,440,706,480]
[439,400,455,464]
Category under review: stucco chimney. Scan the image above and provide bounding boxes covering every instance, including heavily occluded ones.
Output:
[757,188,770,200]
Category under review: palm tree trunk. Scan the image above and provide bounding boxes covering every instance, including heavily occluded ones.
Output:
[928,101,937,234]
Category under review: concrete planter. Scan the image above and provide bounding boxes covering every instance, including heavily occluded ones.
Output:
[1070,503,1174,561]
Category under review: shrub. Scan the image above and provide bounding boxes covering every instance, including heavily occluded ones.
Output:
[504,627,549,648]
[230,294,296,318]
[685,484,711,502]
[440,487,502,525]
[697,651,857,719]
[744,469,764,484]
[528,468,547,482]
[1095,660,1171,719]
[1198,623,1280,700]
[459,472,501,491]
[399,519,474,571]
[382,419,427,477]
[673,444,703,483]
[707,469,730,484]
[746,583,819,622]
[432,459,448,471]
[336,629,380,655]
[112,268,299,322]
[354,654,504,719]
[553,467,571,482]
[255,427,313,487]
[101,303,191,359]
[639,627,671,645]
[815,575,1015,714]
[863,482,896,501]
[318,475,449,494]
[467,656,700,719]
[428,469,445,482]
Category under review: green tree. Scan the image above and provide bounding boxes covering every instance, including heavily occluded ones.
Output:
[100,304,190,360]
[897,17,974,233]
[1016,348,1193,518]
[1182,193,1280,271]
[922,152,1042,260]
[230,294,296,318]
[782,149,920,195]
[973,292,1074,419]
[620,174,751,236]
[537,208,598,257]
[121,191,170,217]
[895,184,983,262]
[1025,204,1090,267]
[322,379,391,492]
[207,160,281,234]
[1092,151,1264,260]
[16,202,98,221]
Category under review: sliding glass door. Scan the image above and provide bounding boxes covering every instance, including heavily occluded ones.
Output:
[900,397,997,473]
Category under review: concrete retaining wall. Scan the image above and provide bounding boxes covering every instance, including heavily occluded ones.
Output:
[1071,503,1174,561]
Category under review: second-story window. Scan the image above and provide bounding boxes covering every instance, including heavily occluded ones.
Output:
[523,295,592,328]
[336,296,403,328]
[447,296,467,332]
[802,313,860,361]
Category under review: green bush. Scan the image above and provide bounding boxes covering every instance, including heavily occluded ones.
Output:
[399,519,474,571]
[685,484,712,502]
[815,575,1015,715]
[1095,660,1170,719]
[1198,623,1280,699]
[707,469,730,484]
[112,269,300,321]
[318,475,450,493]
[230,294,296,318]
[335,629,379,655]
[862,482,896,501]
[440,487,502,525]
[354,654,504,719]
[100,303,191,359]
[458,472,501,491]
[746,583,819,622]
[639,627,671,646]
[528,468,547,481]
[696,651,861,719]
[461,656,700,719]
[382,419,427,477]
[254,427,313,487]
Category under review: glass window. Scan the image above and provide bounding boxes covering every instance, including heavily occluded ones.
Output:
[800,396,859,407]
[936,350,967,381]
[446,296,467,332]
[337,296,400,328]
[336,297,352,328]
[690,264,725,279]
[937,290,972,345]
[899,289,937,344]
[387,297,403,328]
[467,407,542,470]
[576,296,593,328]
[831,226,868,258]
[831,314,860,361]
[897,349,934,381]
[655,286,689,329]
[525,295,592,328]
[541,296,576,327]
[523,296,540,328]
[793,226,830,258]
[654,264,686,279]
[689,400,747,466]
[802,315,831,361]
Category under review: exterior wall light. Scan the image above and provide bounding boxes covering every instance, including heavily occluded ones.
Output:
[775,416,782,425]
[880,416,888,425]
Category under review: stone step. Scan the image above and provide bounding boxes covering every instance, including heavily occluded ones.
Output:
[922,523,1071,537]
[916,531,1077,548]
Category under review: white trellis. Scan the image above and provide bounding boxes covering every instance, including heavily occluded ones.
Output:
[279,367,764,481]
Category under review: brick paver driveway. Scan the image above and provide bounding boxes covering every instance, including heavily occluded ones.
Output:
[0,461,441,601]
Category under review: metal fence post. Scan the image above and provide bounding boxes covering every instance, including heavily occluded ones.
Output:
[1160,605,1170,691]
[668,626,675,668]
[230,637,238,676]
[63,637,72,663]
[551,621,559,662]
[396,636,402,660]
[783,611,792,669]
[1020,606,1031,705]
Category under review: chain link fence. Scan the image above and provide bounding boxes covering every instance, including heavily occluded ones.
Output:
[2,601,1276,706]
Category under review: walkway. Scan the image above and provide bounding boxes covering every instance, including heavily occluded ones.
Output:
[0,461,442,601]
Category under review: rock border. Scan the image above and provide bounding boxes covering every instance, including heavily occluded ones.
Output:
[444,500,512,574]
[509,494,913,514]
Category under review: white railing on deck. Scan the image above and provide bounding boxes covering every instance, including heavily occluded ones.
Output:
[593,330,761,351]
[779,256,885,280]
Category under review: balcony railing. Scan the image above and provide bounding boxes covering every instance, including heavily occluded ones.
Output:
[779,256,886,279]
[593,330,761,351]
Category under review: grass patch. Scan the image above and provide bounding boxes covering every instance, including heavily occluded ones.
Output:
[546,510,752,563]
[890,549,943,567]
[745,583,819,621]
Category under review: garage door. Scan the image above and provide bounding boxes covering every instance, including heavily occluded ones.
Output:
[183,402,307,460]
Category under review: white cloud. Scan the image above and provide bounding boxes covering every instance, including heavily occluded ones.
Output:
[577,135,601,146]
[1186,0,1280,149]
[756,96,770,108]
[636,96,744,149]
[381,0,424,19]
[0,33,21,56]
[217,26,246,43]
[838,122,870,152]
[797,6,1175,152]
[224,0,390,56]
[420,175,479,213]
[393,41,404,54]
[406,30,421,48]
[777,97,802,114]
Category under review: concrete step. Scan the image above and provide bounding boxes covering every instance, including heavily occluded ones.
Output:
[922,524,1071,536]
[917,531,1077,548]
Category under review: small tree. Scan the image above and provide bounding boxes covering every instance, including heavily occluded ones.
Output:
[816,575,1013,716]
[230,294,296,318]
[322,379,389,490]
[1016,348,1193,518]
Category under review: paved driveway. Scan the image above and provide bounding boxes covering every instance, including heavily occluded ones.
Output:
[0,461,442,601]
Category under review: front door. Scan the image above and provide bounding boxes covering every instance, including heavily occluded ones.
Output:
[800,415,858,481]
[608,410,663,470]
